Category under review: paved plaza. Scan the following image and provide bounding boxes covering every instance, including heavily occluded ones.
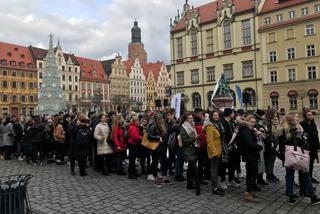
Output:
[1,158,320,214]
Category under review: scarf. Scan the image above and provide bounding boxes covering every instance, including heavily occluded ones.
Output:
[182,121,197,139]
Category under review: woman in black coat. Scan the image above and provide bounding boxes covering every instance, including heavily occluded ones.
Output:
[29,116,45,166]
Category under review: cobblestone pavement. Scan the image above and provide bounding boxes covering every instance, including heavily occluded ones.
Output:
[1,158,320,214]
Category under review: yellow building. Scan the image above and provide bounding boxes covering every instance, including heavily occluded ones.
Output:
[145,71,156,110]
[102,55,129,111]
[259,0,320,112]
[0,42,38,116]
[170,0,263,111]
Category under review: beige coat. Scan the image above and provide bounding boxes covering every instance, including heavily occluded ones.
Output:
[94,122,113,155]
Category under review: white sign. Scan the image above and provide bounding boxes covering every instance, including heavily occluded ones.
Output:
[171,93,182,119]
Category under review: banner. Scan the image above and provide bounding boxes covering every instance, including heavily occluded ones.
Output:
[171,93,182,119]
[211,78,220,100]
[235,85,242,109]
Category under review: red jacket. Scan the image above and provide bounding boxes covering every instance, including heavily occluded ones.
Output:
[195,124,207,150]
[128,122,142,145]
[113,125,126,152]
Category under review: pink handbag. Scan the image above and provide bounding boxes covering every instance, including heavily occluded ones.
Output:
[284,145,310,171]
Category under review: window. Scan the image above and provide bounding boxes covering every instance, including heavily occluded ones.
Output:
[243,88,256,106]
[28,72,33,78]
[82,83,85,89]
[177,71,184,86]
[307,44,316,57]
[3,95,7,102]
[88,83,91,89]
[2,70,7,76]
[29,82,33,89]
[191,29,197,56]
[269,51,277,62]
[39,62,43,68]
[206,67,215,82]
[268,33,276,42]
[69,94,72,102]
[63,85,65,91]
[69,85,72,91]
[75,67,78,73]
[12,71,16,77]
[288,10,295,19]
[206,29,214,53]
[82,93,85,98]
[20,72,24,77]
[20,82,25,89]
[242,19,251,45]
[271,96,279,109]
[289,96,297,110]
[75,95,78,102]
[12,81,17,88]
[29,107,34,116]
[270,71,278,83]
[62,66,65,71]
[310,95,318,110]
[223,21,232,49]
[3,81,7,88]
[302,7,309,16]
[191,69,199,84]
[223,63,233,80]
[286,28,294,39]
[62,75,65,81]
[308,66,317,79]
[177,37,183,59]
[75,85,78,91]
[21,96,25,102]
[287,48,295,60]
[68,67,71,72]
[10,61,16,66]
[30,96,34,102]
[305,24,315,36]
[242,61,253,78]
[276,14,283,22]
[288,68,296,81]
[39,72,43,79]
[75,76,78,82]
[264,17,271,25]
[316,5,320,13]
[192,93,201,108]
[1,60,6,65]
[69,76,72,82]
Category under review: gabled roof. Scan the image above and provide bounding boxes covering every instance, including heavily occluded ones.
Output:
[172,0,255,33]
[76,56,107,81]
[259,0,312,15]
[101,58,116,76]
[142,62,162,82]
[0,41,36,69]
[29,46,79,65]
[123,58,134,77]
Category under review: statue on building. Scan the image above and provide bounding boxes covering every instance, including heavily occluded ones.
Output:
[37,34,67,116]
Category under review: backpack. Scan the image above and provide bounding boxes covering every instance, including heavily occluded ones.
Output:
[76,128,91,147]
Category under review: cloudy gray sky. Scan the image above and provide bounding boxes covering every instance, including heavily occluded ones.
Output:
[0,0,211,63]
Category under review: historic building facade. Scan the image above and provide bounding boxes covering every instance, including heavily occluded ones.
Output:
[29,42,80,112]
[104,55,129,111]
[0,42,38,116]
[156,63,171,105]
[170,0,263,111]
[259,0,320,112]
[126,58,147,111]
[145,70,157,110]
[76,56,110,113]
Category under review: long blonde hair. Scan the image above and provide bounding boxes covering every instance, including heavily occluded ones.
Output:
[111,115,122,136]
[276,113,296,140]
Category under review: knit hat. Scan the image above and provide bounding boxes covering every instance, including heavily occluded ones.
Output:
[237,109,245,116]
[224,108,233,117]
[256,109,265,117]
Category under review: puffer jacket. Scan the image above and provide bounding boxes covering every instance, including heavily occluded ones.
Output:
[128,122,142,145]
[94,122,113,155]
[203,120,222,159]
[113,125,126,152]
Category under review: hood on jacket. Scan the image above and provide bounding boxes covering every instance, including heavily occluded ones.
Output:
[203,120,214,131]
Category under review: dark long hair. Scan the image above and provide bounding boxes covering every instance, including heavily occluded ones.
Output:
[180,112,193,125]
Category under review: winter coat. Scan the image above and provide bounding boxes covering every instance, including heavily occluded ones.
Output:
[220,118,235,145]
[72,125,92,156]
[194,118,207,150]
[94,122,113,155]
[238,125,262,162]
[113,125,126,153]
[203,121,222,159]
[13,123,23,143]
[3,123,15,146]
[147,124,165,152]
[29,123,45,145]
[128,122,142,145]
[300,120,319,157]
[54,124,65,142]
[180,125,198,161]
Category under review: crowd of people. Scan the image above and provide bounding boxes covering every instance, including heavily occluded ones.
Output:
[0,106,319,205]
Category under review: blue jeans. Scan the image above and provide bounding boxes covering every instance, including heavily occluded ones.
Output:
[285,167,315,197]
[175,148,184,176]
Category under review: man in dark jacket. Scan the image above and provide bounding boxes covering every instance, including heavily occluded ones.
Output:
[165,108,176,176]
[12,116,24,160]
[29,116,45,166]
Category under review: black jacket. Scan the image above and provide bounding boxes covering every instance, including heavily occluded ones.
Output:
[71,125,92,156]
[29,123,45,145]
[300,120,319,154]
[238,125,262,162]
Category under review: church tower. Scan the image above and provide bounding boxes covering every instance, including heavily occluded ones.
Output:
[128,20,147,65]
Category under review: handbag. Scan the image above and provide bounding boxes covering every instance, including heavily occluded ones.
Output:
[284,136,310,171]
[141,133,160,151]
[167,132,177,150]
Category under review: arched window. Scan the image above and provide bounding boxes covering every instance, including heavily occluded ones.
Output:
[191,29,198,56]
[243,88,256,106]
[270,91,279,109]
[207,91,213,107]
[223,20,232,49]
[308,89,318,110]
[192,92,201,108]
[288,90,297,110]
